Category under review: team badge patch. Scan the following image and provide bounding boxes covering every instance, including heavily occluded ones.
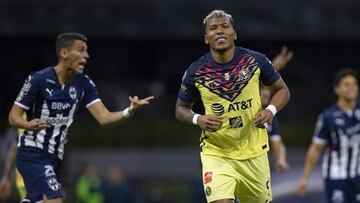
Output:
[69,86,77,100]
[205,186,212,196]
[47,177,61,191]
[204,172,213,184]
[16,76,33,101]
[195,54,258,102]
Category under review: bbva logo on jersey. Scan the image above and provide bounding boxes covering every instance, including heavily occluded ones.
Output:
[51,102,71,110]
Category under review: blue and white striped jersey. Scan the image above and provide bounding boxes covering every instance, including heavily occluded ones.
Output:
[313,101,360,180]
[14,67,100,160]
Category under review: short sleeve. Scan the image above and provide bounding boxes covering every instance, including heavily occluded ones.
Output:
[15,74,42,110]
[259,56,281,86]
[268,117,281,141]
[83,75,101,108]
[312,114,329,145]
[177,67,200,103]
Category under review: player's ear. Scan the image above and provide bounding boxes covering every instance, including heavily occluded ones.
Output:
[60,48,68,59]
[204,34,209,45]
[233,29,237,41]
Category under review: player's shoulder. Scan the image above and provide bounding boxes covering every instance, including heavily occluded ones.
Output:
[75,74,97,87]
[187,51,212,72]
[238,46,268,60]
[321,104,341,121]
[26,66,53,83]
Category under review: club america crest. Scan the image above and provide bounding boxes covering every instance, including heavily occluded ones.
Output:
[69,86,77,100]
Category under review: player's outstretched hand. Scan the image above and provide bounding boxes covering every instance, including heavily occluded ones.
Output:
[272,46,294,71]
[297,177,308,196]
[26,118,51,131]
[198,115,223,132]
[128,96,155,114]
[0,177,11,199]
[254,109,273,128]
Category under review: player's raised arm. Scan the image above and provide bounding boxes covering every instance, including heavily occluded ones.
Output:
[271,46,294,71]
[87,95,154,127]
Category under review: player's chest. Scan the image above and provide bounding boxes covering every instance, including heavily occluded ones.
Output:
[195,64,260,102]
[39,84,82,110]
[331,111,360,136]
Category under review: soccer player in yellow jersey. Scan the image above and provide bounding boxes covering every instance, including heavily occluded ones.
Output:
[175,10,290,203]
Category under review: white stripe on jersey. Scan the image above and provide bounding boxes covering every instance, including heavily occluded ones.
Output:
[86,98,101,108]
[36,101,50,149]
[48,121,60,155]
[350,138,359,178]
[329,151,343,179]
[49,100,78,159]
[339,132,349,179]
[14,101,30,110]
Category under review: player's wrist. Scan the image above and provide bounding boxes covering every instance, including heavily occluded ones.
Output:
[122,107,133,118]
[265,104,277,116]
[192,114,201,125]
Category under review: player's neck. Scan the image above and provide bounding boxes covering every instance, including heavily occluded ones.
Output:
[210,46,235,64]
[54,64,76,85]
[337,98,356,112]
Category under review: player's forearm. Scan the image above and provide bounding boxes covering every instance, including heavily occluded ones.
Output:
[271,140,287,163]
[269,82,290,113]
[3,143,17,179]
[302,143,322,179]
[97,111,126,127]
[175,99,197,125]
[9,112,28,130]
[175,105,196,125]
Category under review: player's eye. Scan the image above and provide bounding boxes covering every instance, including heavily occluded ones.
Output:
[209,26,217,30]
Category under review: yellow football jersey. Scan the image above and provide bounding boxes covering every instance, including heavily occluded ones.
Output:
[179,47,280,160]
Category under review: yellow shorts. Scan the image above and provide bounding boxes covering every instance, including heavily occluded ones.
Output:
[201,153,272,203]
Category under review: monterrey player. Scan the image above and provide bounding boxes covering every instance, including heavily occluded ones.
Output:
[8,32,154,203]
[298,69,360,203]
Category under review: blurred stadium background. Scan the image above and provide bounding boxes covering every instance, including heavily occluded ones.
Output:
[0,0,360,202]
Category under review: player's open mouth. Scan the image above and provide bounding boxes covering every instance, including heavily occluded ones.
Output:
[215,37,227,42]
[78,61,86,69]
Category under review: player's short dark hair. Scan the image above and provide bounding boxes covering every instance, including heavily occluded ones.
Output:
[55,32,87,57]
[203,10,234,31]
[333,68,358,86]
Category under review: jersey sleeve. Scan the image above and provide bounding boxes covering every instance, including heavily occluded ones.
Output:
[177,66,200,103]
[14,74,42,110]
[312,113,329,145]
[268,117,281,141]
[83,75,101,108]
[258,55,281,86]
